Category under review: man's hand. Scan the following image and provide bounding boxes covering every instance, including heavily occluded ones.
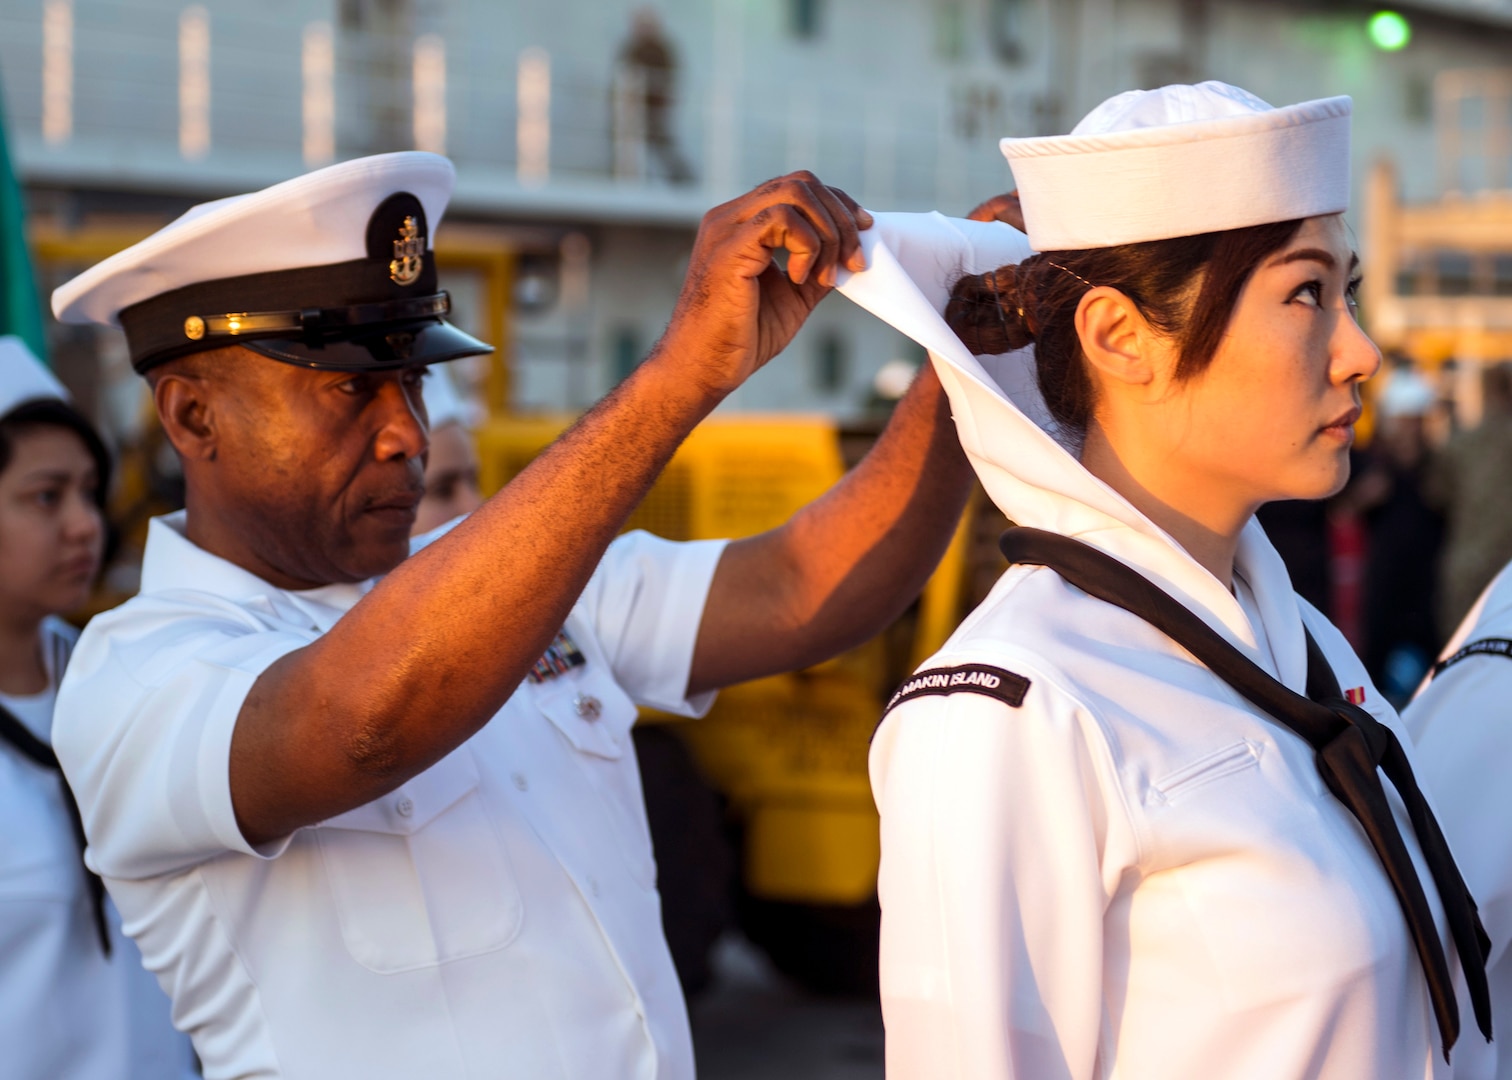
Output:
[654,172,872,400]
[967,191,1026,233]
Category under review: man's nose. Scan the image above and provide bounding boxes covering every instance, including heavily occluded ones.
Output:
[373,378,429,461]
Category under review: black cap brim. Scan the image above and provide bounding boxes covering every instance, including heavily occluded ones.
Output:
[244,319,492,371]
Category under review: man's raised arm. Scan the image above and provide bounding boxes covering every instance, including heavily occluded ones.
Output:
[220,174,870,845]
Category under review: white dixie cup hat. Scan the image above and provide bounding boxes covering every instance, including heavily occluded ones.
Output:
[0,335,69,417]
[1001,81,1352,251]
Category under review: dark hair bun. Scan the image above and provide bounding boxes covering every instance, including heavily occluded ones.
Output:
[944,264,1036,356]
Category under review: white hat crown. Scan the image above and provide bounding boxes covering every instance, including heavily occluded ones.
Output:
[0,336,69,417]
[1002,81,1352,251]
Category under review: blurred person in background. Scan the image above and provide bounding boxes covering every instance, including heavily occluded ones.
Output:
[0,337,196,1079]
[1429,362,1512,636]
[1340,365,1444,704]
[411,365,482,535]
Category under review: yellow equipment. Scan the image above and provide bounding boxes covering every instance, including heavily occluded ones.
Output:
[477,413,975,918]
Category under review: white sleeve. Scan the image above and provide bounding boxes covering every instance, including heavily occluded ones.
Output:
[53,603,307,881]
[870,660,1137,1080]
[1408,657,1512,976]
[575,530,728,717]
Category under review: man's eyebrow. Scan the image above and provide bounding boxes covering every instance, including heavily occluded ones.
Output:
[1267,248,1361,272]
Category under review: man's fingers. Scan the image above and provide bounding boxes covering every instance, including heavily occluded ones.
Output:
[719,172,874,286]
[811,183,869,276]
[767,177,846,287]
[967,192,1025,232]
[749,204,825,286]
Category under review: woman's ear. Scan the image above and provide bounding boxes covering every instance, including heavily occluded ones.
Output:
[152,368,219,463]
[1075,287,1158,391]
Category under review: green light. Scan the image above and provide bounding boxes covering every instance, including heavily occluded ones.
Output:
[1368,11,1412,50]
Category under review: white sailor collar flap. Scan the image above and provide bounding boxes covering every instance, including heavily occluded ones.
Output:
[836,212,1307,691]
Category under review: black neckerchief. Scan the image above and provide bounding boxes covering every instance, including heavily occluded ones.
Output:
[999,526,1491,1061]
[0,700,111,956]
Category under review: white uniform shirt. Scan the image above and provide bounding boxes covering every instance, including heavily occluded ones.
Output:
[54,512,726,1080]
[0,616,195,1080]
[836,212,1460,1080]
[1406,564,1512,1080]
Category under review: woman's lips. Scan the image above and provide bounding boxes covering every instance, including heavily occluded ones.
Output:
[1321,405,1362,441]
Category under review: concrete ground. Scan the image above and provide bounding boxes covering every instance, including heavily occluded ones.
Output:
[688,935,885,1080]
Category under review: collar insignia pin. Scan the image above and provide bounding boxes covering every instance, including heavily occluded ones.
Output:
[389,215,424,286]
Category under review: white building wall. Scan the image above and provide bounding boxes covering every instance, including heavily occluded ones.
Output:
[1,0,1510,415]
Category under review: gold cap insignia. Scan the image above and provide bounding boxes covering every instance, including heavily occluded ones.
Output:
[389,215,424,286]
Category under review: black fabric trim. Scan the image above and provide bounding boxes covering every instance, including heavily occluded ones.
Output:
[884,664,1030,715]
[1432,638,1512,679]
[119,254,443,372]
[0,702,111,957]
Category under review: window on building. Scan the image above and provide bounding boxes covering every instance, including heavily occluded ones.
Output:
[612,327,643,383]
[812,331,849,393]
[987,0,1025,63]
[1436,252,1475,297]
[935,0,966,61]
[791,0,821,40]
[1495,255,1512,297]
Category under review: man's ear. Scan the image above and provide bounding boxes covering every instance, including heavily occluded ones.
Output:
[1075,287,1158,391]
[153,368,219,462]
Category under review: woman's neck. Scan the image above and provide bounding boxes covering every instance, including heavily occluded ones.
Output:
[0,611,47,696]
[1080,422,1253,590]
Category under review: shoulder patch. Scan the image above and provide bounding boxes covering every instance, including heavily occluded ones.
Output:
[884,664,1031,715]
[1432,637,1512,679]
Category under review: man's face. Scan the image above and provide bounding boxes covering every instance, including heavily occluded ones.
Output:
[203,350,430,586]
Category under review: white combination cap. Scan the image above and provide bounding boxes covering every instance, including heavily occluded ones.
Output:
[51,152,492,374]
[0,335,69,417]
[1001,81,1352,251]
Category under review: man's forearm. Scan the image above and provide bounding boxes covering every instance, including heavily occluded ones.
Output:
[689,362,973,693]
[235,350,720,842]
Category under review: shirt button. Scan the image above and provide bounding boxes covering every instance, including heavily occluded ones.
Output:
[512,772,529,792]
[395,796,414,818]
[574,693,602,721]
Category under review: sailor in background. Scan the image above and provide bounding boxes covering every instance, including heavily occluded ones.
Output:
[1407,558,1512,1080]
[411,363,482,534]
[48,153,976,1078]
[837,82,1490,1078]
[0,337,196,1078]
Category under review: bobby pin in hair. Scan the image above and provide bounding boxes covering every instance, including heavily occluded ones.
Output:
[985,270,1014,337]
[1045,259,1097,291]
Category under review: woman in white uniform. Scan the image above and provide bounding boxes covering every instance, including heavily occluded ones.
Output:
[0,337,195,1078]
[841,83,1492,1079]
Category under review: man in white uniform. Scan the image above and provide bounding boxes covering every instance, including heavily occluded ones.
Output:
[1408,569,1512,1080]
[49,154,976,1078]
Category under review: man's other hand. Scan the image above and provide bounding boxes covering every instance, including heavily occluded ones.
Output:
[967,191,1026,233]
[655,172,872,400]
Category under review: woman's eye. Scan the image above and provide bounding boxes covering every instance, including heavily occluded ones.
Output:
[30,488,62,508]
[1291,281,1325,307]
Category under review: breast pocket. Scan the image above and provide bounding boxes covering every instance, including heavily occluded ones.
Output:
[316,745,524,974]
[1149,739,1395,1013]
[532,672,657,889]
